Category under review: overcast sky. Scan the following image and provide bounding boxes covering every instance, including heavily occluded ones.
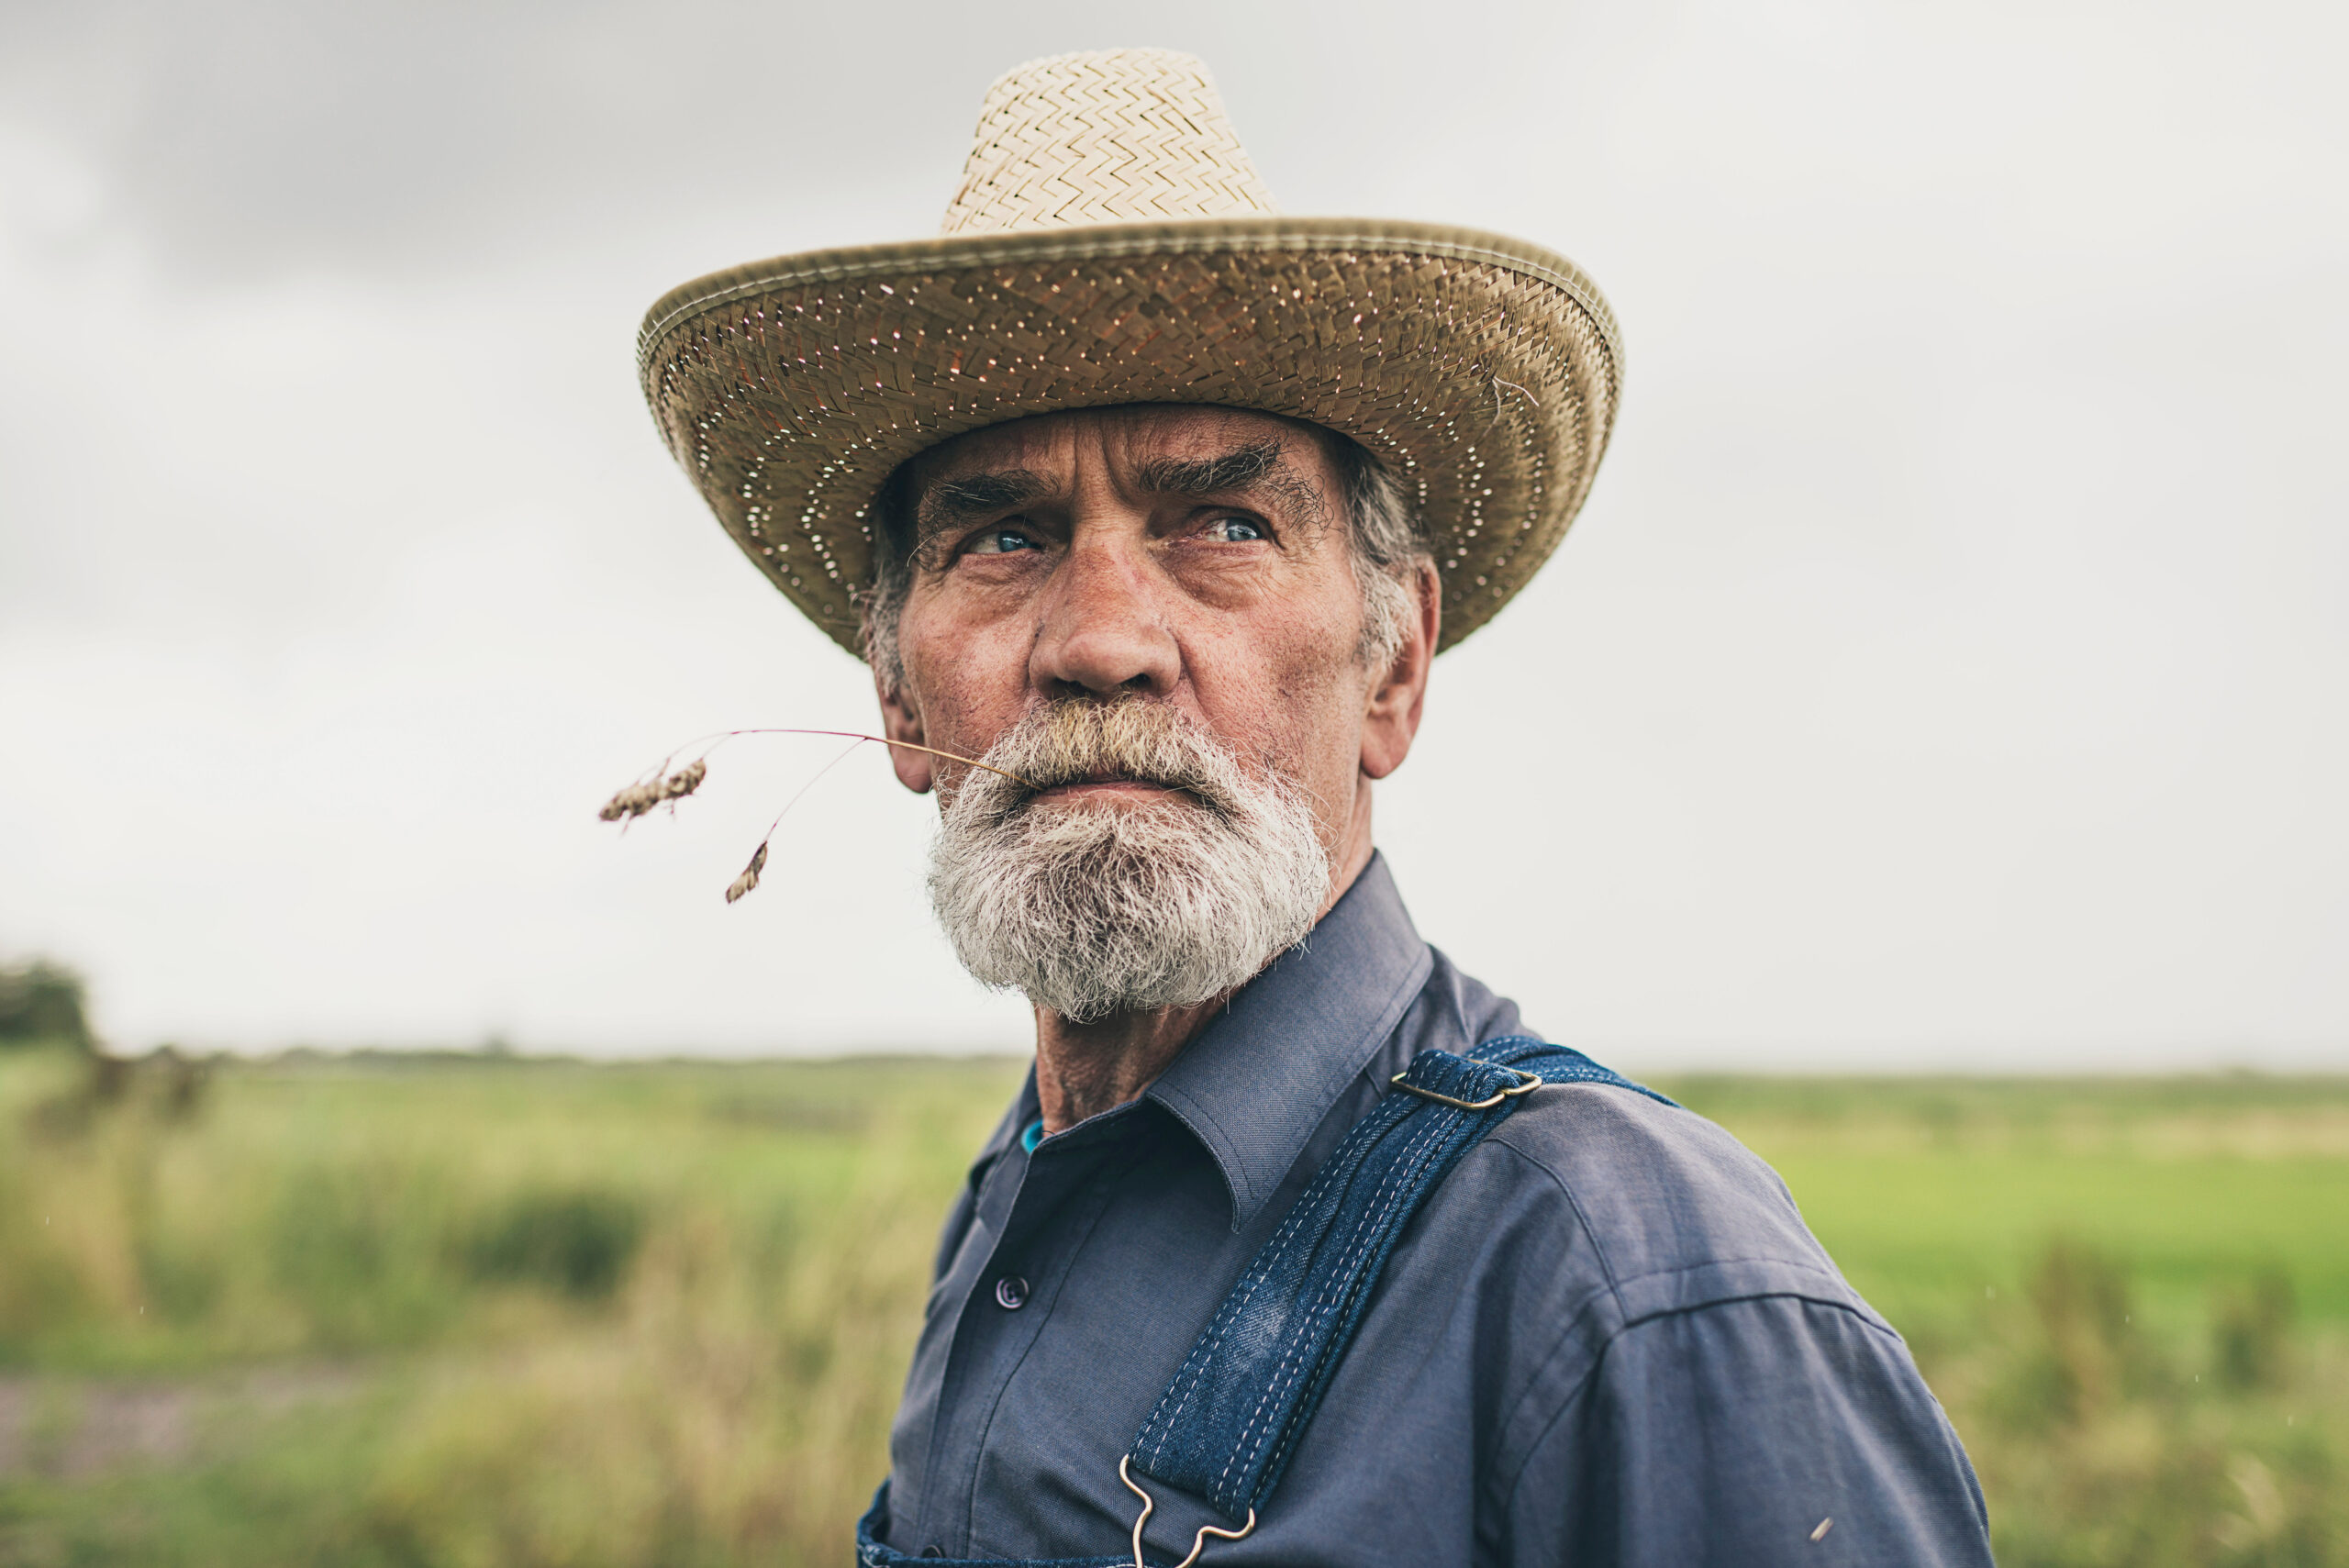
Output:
[2,0,2343,1069]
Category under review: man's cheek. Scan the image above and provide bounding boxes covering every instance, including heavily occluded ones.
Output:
[922,664,1019,759]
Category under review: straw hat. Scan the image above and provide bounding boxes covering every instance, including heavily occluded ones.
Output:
[638,48,1620,657]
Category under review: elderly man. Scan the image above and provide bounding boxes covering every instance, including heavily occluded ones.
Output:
[637,49,1994,1568]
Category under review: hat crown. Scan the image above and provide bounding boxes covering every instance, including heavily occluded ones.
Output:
[940,49,1279,236]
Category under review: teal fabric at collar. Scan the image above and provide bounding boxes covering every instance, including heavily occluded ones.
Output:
[1142,854,1433,1230]
[874,850,1995,1566]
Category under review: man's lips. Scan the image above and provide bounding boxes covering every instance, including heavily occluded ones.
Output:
[1027,775,1194,805]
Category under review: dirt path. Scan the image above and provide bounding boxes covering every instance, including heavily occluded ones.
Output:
[0,1365,366,1479]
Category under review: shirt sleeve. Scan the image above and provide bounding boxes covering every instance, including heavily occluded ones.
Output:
[1505,1293,1994,1568]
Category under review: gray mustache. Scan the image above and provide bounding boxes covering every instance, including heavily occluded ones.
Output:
[962,703,1255,818]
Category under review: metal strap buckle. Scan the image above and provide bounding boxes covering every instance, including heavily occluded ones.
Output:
[1119,1456,1256,1568]
[1387,1064,1543,1112]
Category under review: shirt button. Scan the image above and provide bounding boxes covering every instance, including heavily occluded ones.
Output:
[994,1274,1030,1310]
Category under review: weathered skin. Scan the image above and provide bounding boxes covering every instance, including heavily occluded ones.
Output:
[874,405,1440,1134]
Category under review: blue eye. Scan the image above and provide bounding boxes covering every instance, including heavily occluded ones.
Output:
[967,526,1042,555]
[1208,517,1266,542]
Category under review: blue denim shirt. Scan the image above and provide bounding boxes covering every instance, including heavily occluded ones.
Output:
[879,855,1993,1566]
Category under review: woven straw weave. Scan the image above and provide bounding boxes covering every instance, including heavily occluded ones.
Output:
[640,50,1621,660]
[941,50,1276,234]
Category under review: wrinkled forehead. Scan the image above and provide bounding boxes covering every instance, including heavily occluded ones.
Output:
[902,404,1341,498]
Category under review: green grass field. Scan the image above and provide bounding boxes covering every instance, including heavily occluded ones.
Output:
[2,1050,2343,1566]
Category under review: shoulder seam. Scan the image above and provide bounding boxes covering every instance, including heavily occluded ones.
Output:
[1482,1115,1626,1291]
[1469,1135,1892,1501]
[1493,1289,1908,1516]
[1475,1136,1620,1465]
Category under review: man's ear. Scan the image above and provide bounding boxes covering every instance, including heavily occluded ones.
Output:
[1360,560,1440,781]
[876,673,936,794]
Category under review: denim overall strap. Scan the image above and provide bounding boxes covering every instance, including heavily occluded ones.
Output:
[1124,1038,1675,1526]
[855,1039,1672,1566]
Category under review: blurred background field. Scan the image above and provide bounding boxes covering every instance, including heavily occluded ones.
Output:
[2,1045,2343,1568]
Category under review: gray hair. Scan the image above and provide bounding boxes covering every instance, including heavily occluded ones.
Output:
[860,428,1429,692]
[928,698,1330,1019]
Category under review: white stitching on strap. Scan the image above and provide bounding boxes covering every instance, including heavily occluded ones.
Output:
[1217,1097,1453,1501]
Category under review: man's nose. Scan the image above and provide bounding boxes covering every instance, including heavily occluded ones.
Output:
[1029,530,1180,698]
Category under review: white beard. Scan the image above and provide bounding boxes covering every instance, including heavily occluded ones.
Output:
[927,701,1331,1022]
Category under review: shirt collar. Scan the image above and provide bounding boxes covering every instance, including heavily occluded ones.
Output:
[1146,851,1433,1230]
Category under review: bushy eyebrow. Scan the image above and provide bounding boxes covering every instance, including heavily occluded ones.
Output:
[907,436,1323,566]
[1141,437,1327,528]
[1134,439,1285,498]
[915,469,1050,539]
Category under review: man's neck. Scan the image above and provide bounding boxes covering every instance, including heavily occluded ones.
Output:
[1031,999,1223,1133]
[1030,817,1378,1136]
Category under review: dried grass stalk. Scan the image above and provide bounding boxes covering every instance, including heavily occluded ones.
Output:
[597,759,708,822]
[725,843,768,905]
[597,728,1035,906]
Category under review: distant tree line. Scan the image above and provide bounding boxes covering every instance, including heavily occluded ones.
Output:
[0,957,94,1051]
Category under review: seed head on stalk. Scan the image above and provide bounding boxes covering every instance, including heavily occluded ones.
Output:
[597,758,707,822]
[596,728,1038,906]
[725,842,768,904]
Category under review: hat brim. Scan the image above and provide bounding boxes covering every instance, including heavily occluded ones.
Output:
[638,217,1620,656]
